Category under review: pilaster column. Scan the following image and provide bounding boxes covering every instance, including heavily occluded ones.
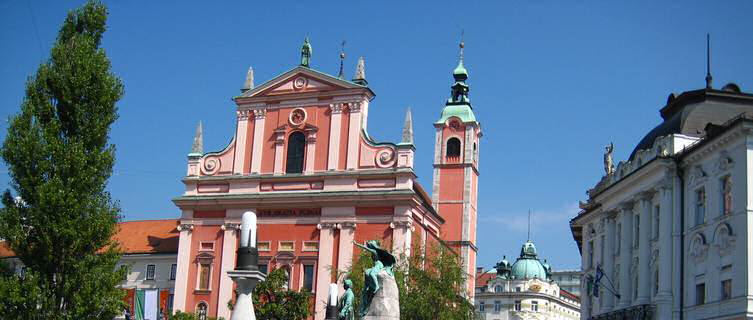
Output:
[336,222,356,279]
[390,220,414,258]
[618,201,634,308]
[273,129,285,175]
[346,102,362,170]
[233,110,250,174]
[173,223,194,312]
[636,192,653,304]
[327,104,344,170]
[601,212,616,312]
[250,109,267,174]
[304,129,317,174]
[217,223,241,320]
[314,223,337,320]
[657,183,673,319]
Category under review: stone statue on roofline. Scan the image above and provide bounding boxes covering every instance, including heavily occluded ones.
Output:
[604,142,615,175]
[353,240,400,319]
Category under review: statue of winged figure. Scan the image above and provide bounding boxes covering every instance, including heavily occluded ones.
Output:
[353,240,396,316]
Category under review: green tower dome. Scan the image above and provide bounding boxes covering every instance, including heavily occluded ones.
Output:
[453,60,468,78]
[509,241,548,280]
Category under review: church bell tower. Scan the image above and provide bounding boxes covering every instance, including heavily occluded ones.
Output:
[432,40,481,297]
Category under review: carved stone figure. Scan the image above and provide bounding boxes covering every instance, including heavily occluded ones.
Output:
[604,142,615,175]
[354,240,399,319]
[337,279,355,320]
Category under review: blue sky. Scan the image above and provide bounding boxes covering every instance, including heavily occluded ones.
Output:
[1,1,752,270]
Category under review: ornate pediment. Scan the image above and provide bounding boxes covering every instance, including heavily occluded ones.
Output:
[239,67,365,99]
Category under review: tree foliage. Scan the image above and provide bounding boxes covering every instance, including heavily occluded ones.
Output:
[250,268,312,320]
[0,1,125,319]
[345,243,475,320]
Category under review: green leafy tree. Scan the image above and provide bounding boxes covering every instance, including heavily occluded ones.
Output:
[397,245,475,320]
[0,1,125,319]
[344,243,475,320]
[248,268,312,320]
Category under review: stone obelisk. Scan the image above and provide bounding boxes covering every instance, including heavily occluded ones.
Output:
[228,211,266,320]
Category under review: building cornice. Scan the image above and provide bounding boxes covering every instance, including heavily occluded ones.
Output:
[182,168,417,183]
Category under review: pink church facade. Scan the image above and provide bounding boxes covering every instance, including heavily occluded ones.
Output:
[171,41,480,319]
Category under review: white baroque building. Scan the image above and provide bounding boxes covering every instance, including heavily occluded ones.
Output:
[475,240,581,320]
[570,81,753,319]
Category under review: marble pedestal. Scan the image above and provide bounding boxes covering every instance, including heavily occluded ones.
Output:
[362,270,400,320]
[228,269,266,320]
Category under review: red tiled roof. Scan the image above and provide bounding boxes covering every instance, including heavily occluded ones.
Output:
[113,219,179,254]
[0,241,13,258]
[0,219,179,258]
[560,288,580,302]
[475,270,496,288]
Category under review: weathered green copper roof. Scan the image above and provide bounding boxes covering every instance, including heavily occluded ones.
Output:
[435,103,476,124]
[510,259,547,280]
[509,241,549,280]
[453,60,468,77]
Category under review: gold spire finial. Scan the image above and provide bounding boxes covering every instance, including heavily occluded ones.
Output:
[459,29,465,62]
[338,40,346,78]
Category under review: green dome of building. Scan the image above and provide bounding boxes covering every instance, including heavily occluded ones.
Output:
[509,240,549,280]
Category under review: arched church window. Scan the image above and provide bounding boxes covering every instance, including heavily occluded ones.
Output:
[286,132,306,173]
[196,302,208,320]
[446,137,461,158]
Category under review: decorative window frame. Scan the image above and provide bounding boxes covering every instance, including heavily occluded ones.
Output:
[690,232,709,263]
[145,264,156,281]
[302,241,319,252]
[257,241,271,252]
[194,252,215,293]
[195,301,209,320]
[718,175,733,216]
[278,241,295,252]
[299,260,317,292]
[444,135,463,161]
[170,263,177,280]
[198,241,215,252]
[713,222,736,256]
[693,187,707,227]
[284,130,307,174]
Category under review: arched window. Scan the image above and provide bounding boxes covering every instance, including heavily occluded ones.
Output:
[446,137,461,158]
[286,132,306,173]
[196,302,208,320]
[494,285,502,293]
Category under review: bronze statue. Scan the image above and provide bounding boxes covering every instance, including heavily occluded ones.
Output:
[337,279,355,320]
[300,37,312,67]
[353,240,396,316]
